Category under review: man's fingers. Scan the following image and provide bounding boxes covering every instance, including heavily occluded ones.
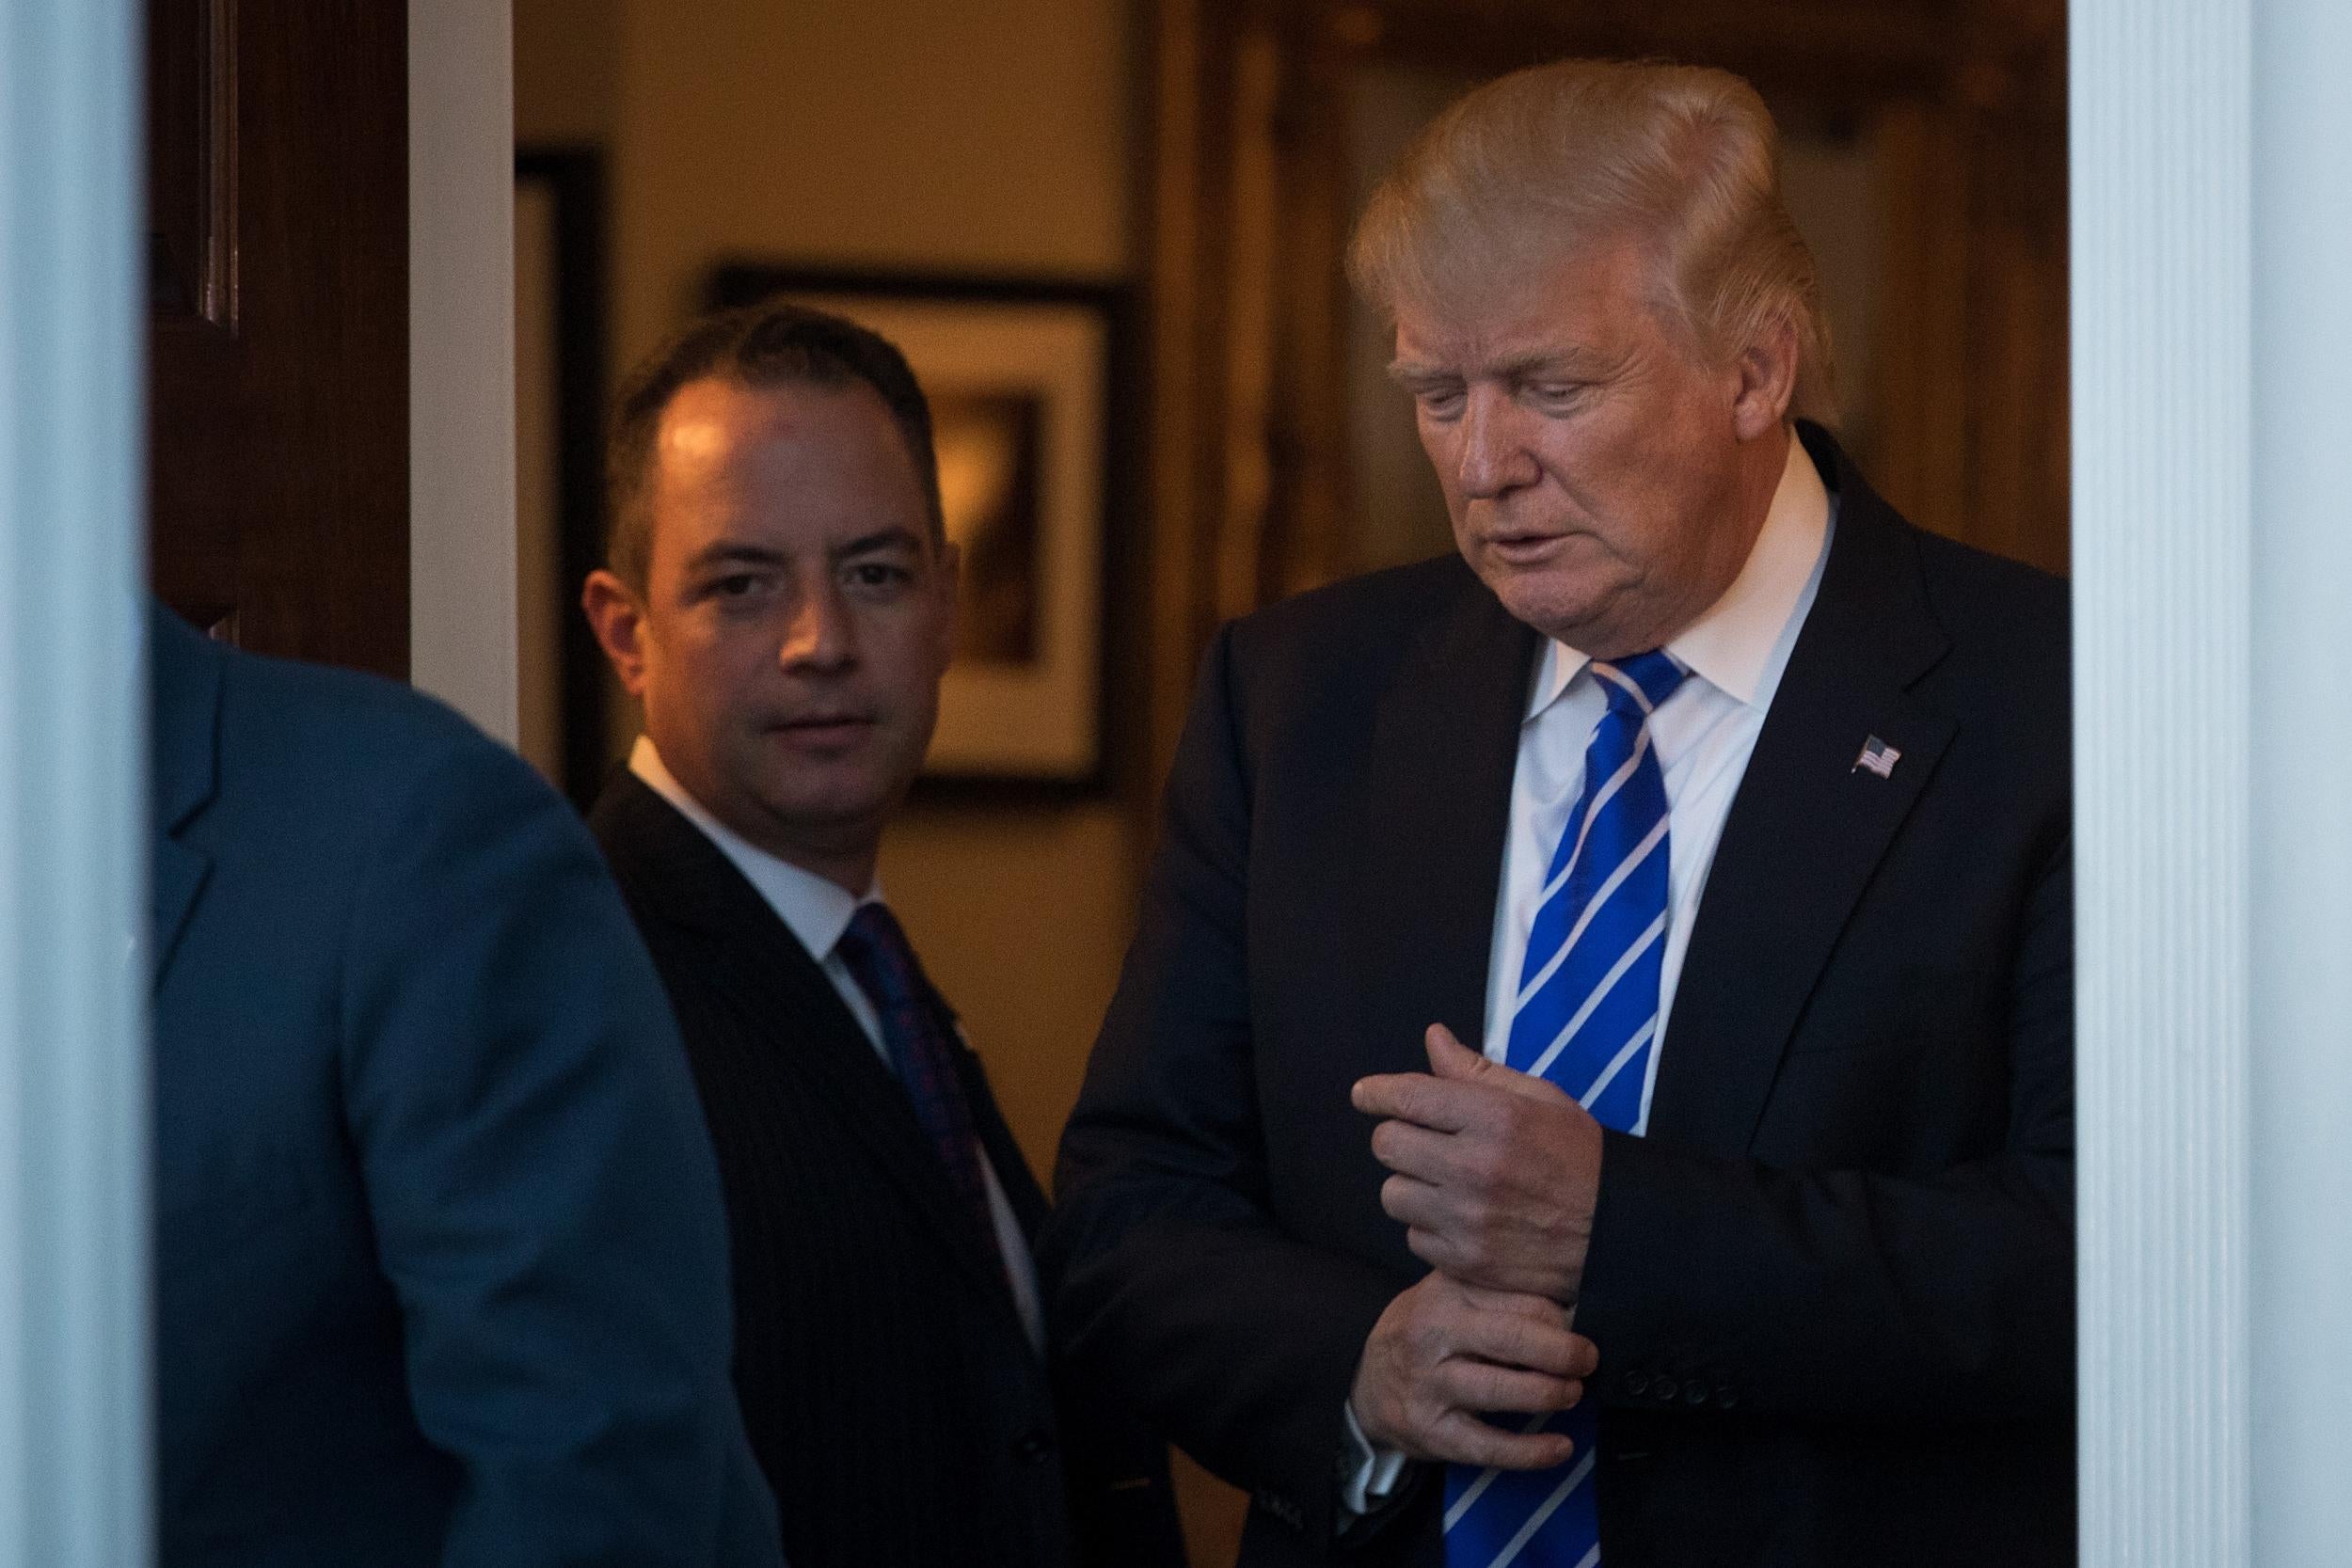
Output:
[1424,1023,1486,1079]
[1426,1022,1572,1107]
[1352,1071,1478,1132]
[1379,1172,1446,1230]
[1438,1358,1585,1417]
[1456,1305,1595,1379]
[1426,1410,1577,1472]
[1369,1118,1458,1182]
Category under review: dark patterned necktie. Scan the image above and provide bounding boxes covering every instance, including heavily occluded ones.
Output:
[834,903,1002,1263]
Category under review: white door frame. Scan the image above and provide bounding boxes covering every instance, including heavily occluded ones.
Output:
[2073,0,2352,1561]
[410,0,519,741]
[0,1,151,1562]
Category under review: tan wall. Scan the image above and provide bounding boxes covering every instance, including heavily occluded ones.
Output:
[516,1,1249,1558]
[601,0,1140,1179]
[516,0,1143,1173]
[593,0,1145,1183]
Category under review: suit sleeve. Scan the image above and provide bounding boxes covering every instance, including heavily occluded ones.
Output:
[337,735,785,1568]
[1043,625,1405,1551]
[1578,824,2074,1426]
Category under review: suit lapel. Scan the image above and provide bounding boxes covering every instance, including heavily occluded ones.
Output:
[1358,565,1541,1072]
[593,775,1025,1310]
[147,604,221,990]
[1646,430,1956,1154]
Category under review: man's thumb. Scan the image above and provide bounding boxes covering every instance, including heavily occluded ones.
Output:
[1425,1022,1486,1078]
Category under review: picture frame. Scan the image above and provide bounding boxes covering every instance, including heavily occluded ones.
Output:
[707,265,1126,792]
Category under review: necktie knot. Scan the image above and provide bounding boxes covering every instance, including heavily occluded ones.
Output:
[836,901,926,1014]
[1590,648,1686,720]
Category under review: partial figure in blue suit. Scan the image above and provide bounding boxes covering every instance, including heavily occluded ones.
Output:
[146,601,785,1568]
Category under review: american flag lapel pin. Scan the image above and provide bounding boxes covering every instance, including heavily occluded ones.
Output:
[1852,735,1901,779]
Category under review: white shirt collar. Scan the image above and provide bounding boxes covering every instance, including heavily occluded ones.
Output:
[628,735,879,962]
[1530,428,1834,717]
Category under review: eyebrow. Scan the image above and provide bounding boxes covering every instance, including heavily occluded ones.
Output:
[680,529,927,577]
[682,542,788,575]
[834,527,926,558]
[1386,349,1612,385]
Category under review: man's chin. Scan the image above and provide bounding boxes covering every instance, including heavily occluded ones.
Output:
[1487,577,1617,648]
[751,759,914,832]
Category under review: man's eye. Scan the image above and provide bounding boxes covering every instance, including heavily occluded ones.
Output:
[847,562,912,589]
[1417,388,1465,419]
[714,574,761,597]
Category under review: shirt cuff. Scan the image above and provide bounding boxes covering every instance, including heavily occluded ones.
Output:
[1337,1400,1412,1520]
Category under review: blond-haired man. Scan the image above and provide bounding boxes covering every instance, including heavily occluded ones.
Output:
[1048,59,2072,1568]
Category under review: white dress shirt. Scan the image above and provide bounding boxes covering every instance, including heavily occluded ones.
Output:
[1343,431,1836,1513]
[629,736,1048,1355]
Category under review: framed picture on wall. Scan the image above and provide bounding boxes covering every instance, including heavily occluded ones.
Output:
[707,265,1125,791]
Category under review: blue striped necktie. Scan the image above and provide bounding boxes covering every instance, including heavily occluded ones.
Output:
[1443,648,1687,1568]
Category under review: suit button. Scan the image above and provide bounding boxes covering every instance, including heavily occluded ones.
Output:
[1716,1386,1740,1409]
[1683,1383,1708,1406]
[1012,1430,1056,1464]
[1651,1378,1678,1402]
[1623,1371,1650,1397]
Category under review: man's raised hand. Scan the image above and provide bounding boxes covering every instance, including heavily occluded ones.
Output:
[1353,1023,1605,1303]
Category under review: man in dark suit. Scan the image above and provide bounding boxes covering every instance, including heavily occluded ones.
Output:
[147,602,782,1567]
[579,302,1184,1568]
[1046,58,2072,1568]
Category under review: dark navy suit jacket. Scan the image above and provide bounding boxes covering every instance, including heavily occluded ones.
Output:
[147,604,784,1568]
[1049,427,2074,1566]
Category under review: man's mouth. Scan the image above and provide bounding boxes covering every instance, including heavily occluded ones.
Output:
[1485,530,1572,564]
[769,712,877,741]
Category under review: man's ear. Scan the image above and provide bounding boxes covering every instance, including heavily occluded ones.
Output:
[580,569,652,696]
[1731,316,1800,440]
[930,538,962,670]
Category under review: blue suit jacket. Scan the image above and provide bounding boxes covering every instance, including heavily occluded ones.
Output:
[147,604,784,1567]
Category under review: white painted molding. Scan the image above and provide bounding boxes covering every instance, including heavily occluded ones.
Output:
[2077,0,2352,1560]
[2248,0,2352,1558]
[2073,2,2253,1560]
[0,0,152,1562]
[409,0,519,743]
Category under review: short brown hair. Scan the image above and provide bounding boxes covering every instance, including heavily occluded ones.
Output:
[1349,58,1836,422]
[605,301,945,592]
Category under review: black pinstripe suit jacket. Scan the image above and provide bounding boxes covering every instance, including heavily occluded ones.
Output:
[591,774,1184,1568]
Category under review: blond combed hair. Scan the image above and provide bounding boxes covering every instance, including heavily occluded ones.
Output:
[1349,58,1836,423]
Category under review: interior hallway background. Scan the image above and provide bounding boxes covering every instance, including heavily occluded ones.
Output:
[507,0,2066,1559]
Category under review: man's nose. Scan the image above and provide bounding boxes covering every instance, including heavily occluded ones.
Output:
[1453,389,1538,499]
[778,581,856,672]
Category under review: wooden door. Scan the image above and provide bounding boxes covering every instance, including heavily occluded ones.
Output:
[146,0,410,673]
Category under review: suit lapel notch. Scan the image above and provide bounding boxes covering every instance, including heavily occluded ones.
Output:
[147,605,223,991]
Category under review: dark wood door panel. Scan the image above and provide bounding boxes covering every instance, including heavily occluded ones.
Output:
[147,0,409,674]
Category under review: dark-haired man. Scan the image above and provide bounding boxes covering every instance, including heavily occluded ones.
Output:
[580,302,1183,1568]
